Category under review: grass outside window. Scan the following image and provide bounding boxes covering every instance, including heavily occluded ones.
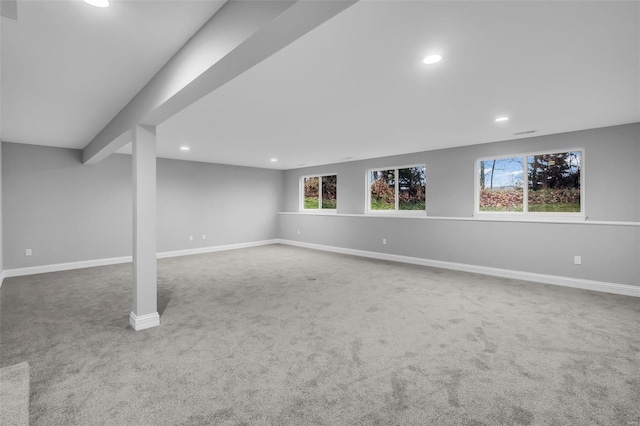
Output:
[302,174,337,211]
[369,166,426,213]
[478,151,582,215]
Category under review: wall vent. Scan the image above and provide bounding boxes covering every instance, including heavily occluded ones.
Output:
[513,130,537,135]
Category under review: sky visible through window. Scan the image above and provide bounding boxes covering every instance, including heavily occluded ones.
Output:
[479,151,581,213]
[480,157,524,189]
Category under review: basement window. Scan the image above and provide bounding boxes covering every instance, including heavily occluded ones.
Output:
[476,150,583,218]
[301,174,337,211]
[366,165,426,213]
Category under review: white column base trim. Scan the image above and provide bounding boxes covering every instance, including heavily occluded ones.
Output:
[129,312,160,331]
[275,239,640,298]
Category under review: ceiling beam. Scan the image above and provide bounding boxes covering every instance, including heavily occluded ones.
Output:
[1,0,18,20]
[82,0,357,164]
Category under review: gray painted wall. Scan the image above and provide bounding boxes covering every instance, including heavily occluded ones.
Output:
[278,215,639,286]
[3,143,132,269]
[283,123,640,221]
[2,142,283,270]
[0,141,3,280]
[1,17,3,282]
[2,123,638,287]
[281,123,640,287]
[156,157,282,252]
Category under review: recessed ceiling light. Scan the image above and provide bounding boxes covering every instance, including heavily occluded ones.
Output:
[180,146,190,151]
[270,158,278,162]
[495,116,509,122]
[422,54,442,65]
[84,0,109,7]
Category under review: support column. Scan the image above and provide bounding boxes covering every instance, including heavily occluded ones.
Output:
[130,124,159,331]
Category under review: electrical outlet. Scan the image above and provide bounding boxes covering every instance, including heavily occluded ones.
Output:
[189,236,193,241]
[25,249,32,256]
[574,256,582,265]
[202,235,206,240]
[297,230,300,235]
[382,238,387,245]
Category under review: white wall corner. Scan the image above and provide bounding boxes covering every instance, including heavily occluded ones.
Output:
[129,312,160,331]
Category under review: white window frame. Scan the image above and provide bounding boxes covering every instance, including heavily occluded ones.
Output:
[474,148,585,221]
[365,164,427,215]
[299,173,338,213]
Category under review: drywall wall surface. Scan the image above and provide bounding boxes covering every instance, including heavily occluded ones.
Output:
[3,143,284,270]
[0,17,3,280]
[280,124,639,288]
[0,141,3,279]
[279,214,640,287]
[156,158,283,252]
[283,123,640,222]
[3,143,132,269]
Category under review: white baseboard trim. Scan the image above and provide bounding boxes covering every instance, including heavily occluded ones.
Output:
[156,239,278,259]
[3,256,133,279]
[2,240,280,279]
[275,239,640,298]
[4,238,637,298]
[129,312,160,331]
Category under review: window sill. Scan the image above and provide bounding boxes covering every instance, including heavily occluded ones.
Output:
[473,212,586,223]
[298,210,338,215]
[364,211,427,217]
[278,212,639,227]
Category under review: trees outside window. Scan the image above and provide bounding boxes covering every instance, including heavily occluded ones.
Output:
[478,150,582,214]
[479,157,524,212]
[527,152,581,212]
[370,169,396,210]
[321,175,337,209]
[369,166,425,212]
[302,175,337,210]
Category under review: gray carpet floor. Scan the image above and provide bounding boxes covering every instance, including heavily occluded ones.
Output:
[0,244,638,425]
[0,361,30,425]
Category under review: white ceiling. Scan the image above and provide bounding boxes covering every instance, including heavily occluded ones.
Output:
[1,0,225,147]
[3,1,639,170]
